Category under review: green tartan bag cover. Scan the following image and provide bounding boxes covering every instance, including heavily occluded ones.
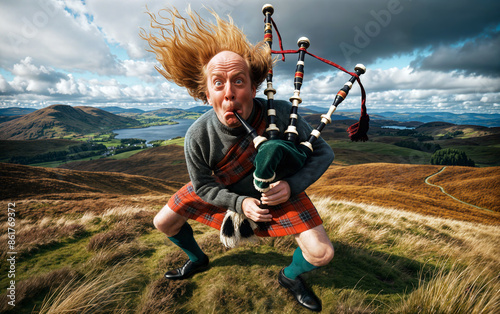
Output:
[253,139,310,192]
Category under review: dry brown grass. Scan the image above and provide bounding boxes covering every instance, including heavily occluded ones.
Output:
[0,162,179,206]
[137,277,191,313]
[86,241,155,271]
[37,263,140,313]
[86,228,137,251]
[428,166,500,212]
[309,163,500,225]
[0,218,85,259]
[0,267,79,313]
[392,262,500,313]
[60,145,190,183]
[313,195,500,269]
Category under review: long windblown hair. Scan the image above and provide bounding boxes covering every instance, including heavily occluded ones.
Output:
[141,7,272,103]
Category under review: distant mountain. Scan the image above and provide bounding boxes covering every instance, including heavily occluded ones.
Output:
[185,106,212,114]
[0,107,37,115]
[98,106,145,114]
[3,104,498,129]
[0,107,38,123]
[0,104,140,140]
[302,106,500,127]
[372,111,500,127]
[147,108,192,117]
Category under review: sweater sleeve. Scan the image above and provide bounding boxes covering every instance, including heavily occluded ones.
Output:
[183,117,247,214]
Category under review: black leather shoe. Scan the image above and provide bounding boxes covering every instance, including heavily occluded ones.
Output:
[164,255,209,280]
[278,268,322,312]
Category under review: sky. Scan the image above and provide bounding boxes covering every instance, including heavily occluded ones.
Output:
[1,0,500,114]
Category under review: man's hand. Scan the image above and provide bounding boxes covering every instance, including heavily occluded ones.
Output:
[242,197,273,222]
[261,180,291,206]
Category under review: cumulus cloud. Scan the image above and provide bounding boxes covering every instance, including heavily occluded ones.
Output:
[8,57,68,94]
[1,0,500,114]
[0,0,122,75]
[84,0,153,59]
[122,60,159,83]
[0,57,194,109]
[275,66,500,113]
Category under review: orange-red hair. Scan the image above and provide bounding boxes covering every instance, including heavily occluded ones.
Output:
[141,7,272,103]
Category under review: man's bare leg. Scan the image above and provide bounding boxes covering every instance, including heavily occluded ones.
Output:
[154,204,209,279]
[278,225,334,312]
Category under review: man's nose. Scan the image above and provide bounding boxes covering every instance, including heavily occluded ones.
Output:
[224,83,235,100]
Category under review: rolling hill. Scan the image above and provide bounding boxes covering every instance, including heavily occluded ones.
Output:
[308,163,500,225]
[0,104,140,140]
[5,154,499,225]
[0,162,182,219]
[58,145,190,183]
[1,161,498,313]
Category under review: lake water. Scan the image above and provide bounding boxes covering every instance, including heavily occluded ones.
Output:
[381,125,415,130]
[113,119,195,143]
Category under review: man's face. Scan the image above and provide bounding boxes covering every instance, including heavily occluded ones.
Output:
[205,51,256,128]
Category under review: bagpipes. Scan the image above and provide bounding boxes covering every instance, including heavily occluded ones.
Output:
[220,4,368,248]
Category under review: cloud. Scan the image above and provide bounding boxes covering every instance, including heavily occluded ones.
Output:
[8,57,68,94]
[0,57,195,109]
[412,29,500,76]
[84,0,154,59]
[122,60,159,83]
[273,66,500,114]
[0,0,122,75]
[1,0,500,114]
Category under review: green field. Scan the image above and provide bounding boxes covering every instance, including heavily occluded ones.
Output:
[440,144,500,167]
[1,197,498,313]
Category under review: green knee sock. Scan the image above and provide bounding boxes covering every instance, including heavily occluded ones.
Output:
[284,247,318,280]
[168,222,206,263]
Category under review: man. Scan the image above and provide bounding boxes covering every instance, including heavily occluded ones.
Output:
[142,7,334,312]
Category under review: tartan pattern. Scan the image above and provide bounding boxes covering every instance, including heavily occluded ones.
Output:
[213,108,266,186]
[167,103,323,237]
[167,182,322,237]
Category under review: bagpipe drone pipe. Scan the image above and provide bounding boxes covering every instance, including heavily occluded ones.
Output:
[239,4,368,193]
[220,4,368,248]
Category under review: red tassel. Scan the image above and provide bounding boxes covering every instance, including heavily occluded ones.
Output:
[348,114,369,142]
[347,78,369,141]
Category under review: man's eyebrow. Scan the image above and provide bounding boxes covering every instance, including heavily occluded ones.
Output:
[210,71,247,79]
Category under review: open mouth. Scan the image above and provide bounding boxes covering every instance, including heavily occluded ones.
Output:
[224,109,243,119]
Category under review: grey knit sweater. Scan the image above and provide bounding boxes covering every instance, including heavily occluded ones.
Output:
[184,98,334,214]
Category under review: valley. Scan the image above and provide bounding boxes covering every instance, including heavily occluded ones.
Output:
[1,104,499,313]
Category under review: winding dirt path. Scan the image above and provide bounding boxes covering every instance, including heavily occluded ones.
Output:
[424,166,494,213]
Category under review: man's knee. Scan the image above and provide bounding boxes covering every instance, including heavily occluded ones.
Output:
[319,244,334,266]
[154,205,185,237]
[296,225,334,266]
[309,244,334,267]
[153,213,164,231]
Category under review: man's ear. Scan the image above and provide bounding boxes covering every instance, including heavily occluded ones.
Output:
[252,85,257,98]
[206,91,212,106]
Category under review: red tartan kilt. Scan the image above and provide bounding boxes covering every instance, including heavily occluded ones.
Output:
[167,182,322,237]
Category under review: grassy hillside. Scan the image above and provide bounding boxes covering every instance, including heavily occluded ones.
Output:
[1,163,499,312]
[0,163,182,219]
[0,139,81,162]
[309,163,500,225]
[304,115,500,167]
[0,193,498,312]
[57,148,500,225]
[59,145,190,183]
